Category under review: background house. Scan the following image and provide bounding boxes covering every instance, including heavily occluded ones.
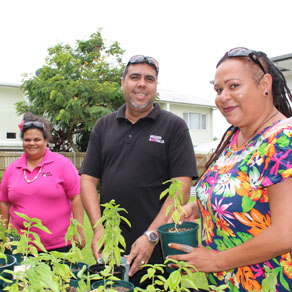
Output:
[0,82,23,150]
[158,89,216,147]
[271,53,292,88]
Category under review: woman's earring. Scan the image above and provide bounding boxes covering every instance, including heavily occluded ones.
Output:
[264,91,269,96]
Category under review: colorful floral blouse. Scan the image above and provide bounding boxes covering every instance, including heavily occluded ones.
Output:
[196,118,292,292]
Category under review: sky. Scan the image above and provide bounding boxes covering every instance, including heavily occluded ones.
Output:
[1,0,292,138]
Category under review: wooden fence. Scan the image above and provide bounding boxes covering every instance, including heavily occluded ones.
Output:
[0,152,86,174]
[0,152,210,175]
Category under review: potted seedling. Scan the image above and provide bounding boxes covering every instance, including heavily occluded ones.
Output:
[0,252,17,291]
[9,212,51,259]
[134,259,208,292]
[163,258,209,292]
[2,213,80,292]
[157,179,199,271]
[0,215,19,255]
[0,212,51,290]
[68,264,104,292]
[3,256,63,292]
[0,216,18,289]
[88,199,134,291]
[134,263,167,292]
[63,218,88,276]
[1,212,74,292]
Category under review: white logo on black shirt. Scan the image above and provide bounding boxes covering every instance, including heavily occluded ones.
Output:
[149,135,164,144]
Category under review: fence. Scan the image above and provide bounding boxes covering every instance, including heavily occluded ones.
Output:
[0,152,86,174]
[0,152,209,175]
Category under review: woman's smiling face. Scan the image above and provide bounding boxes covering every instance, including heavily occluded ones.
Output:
[22,129,47,160]
[214,58,266,128]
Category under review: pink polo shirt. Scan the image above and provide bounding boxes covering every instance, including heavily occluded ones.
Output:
[0,149,80,250]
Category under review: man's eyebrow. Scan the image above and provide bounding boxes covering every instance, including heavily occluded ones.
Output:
[128,72,141,77]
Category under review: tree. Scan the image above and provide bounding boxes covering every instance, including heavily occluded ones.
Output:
[16,30,125,152]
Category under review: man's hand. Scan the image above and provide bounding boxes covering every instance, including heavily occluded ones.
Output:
[126,235,156,277]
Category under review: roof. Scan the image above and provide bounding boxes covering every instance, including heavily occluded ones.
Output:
[271,53,292,75]
[0,82,21,88]
[194,140,219,154]
[271,53,292,62]
[158,89,216,108]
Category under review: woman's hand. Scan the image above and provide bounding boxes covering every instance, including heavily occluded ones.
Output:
[167,243,222,273]
[74,228,86,249]
[167,201,199,224]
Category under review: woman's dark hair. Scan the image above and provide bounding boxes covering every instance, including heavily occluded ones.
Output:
[201,49,292,176]
[20,112,52,141]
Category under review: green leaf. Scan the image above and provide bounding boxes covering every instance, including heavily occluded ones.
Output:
[168,270,181,291]
[159,189,169,200]
[241,196,256,213]
[172,210,181,225]
[32,223,52,234]
[166,205,172,217]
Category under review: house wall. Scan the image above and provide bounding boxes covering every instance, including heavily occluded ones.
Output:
[159,101,213,146]
[285,75,292,89]
[0,85,23,149]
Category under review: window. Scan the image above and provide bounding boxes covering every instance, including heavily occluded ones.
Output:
[6,132,16,139]
[183,113,207,130]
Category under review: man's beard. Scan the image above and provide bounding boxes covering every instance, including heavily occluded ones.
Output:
[129,99,153,109]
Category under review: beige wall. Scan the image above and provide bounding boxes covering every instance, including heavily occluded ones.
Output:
[160,102,213,146]
[0,86,23,145]
[285,75,292,89]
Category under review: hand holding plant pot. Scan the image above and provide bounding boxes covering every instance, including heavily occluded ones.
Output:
[157,179,199,266]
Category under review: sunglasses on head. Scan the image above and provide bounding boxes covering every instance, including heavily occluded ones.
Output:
[225,47,266,74]
[126,55,159,74]
[22,121,45,131]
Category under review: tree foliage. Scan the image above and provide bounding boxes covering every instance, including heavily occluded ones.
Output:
[16,30,125,152]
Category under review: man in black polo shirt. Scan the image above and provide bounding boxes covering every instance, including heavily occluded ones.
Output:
[80,55,198,286]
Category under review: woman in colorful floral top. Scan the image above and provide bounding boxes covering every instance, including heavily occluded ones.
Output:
[168,48,292,291]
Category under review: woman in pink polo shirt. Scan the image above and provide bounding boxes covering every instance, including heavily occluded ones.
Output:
[0,112,85,251]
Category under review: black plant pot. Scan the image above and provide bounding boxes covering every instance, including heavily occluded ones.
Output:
[0,255,17,290]
[4,235,23,265]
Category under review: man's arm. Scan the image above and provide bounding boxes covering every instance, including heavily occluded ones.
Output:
[127,176,192,277]
[80,174,102,260]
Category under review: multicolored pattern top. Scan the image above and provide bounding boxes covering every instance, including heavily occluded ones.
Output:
[196,118,292,292]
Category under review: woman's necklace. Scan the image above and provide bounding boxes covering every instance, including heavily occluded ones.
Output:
[237,111,280,148]
[23,166,42,183]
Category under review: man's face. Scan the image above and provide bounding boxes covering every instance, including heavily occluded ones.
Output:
[121,63,157,113]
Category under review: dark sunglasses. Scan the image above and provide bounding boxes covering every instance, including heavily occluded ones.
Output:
[225,47,266,74]
[22,121,45,131]
[126,55,159,74]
